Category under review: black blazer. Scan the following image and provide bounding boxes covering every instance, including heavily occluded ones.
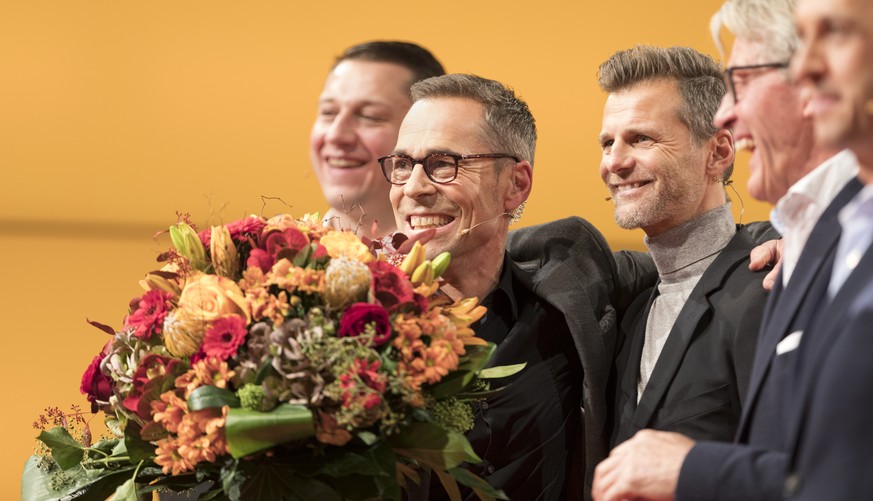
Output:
[507,217,656,498]
[611,226,767,446]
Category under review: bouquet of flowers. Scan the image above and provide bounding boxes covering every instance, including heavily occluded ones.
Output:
[22,213,519,501]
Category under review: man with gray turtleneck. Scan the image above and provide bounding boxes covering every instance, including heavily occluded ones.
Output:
[595,45,768,448]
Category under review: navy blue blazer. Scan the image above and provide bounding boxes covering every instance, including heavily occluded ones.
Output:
[676,178,864,501]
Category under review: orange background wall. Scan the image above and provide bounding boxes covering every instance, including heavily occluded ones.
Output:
[2,0,769,497]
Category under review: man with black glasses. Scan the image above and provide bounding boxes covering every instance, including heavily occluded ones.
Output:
[382,73,654,500]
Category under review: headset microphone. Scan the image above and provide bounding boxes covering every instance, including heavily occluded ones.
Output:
[460,211,512,236]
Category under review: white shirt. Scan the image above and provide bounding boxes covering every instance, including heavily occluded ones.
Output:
[829,183,873,297]
[770,150,859,286]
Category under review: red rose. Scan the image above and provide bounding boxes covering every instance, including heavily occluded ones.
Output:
[80,353,113,413]
[338,303,392,346]
[368,261,414,312]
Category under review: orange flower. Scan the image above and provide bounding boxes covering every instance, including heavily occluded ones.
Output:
[152,391,188,433]
[175,358,235,398]
[319,231,374,263]
[154,437,194,475]
[271,259,326,295]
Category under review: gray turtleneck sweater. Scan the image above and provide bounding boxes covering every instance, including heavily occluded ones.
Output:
[638,203,736,401]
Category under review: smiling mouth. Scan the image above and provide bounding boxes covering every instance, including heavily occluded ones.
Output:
[736,138,756,152]
[409,215,455,230]
[613,181,651,193]
[326,158,366,169]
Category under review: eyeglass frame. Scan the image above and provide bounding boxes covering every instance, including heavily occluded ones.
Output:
[378,152,520,185]
[724,62,789,104]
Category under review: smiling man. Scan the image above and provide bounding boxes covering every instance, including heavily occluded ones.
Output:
[591,3,864,501]
[595,45,768,456]
[384,73,653,500]
[310,41,444,239]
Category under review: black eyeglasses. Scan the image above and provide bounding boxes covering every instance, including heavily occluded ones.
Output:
[724,62,789,103]
[379,152,519,185]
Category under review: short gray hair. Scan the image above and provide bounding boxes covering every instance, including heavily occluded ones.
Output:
[598,45,726,144]
[598,45,733,181]
[410,74,537,166]
[710,0,798,64]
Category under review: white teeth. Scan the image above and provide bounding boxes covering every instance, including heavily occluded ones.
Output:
[616,182,644,192]
[736,138,756,152]
[327,158,363,168]
[410,215,453,229]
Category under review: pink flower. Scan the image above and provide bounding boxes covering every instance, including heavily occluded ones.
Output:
[201,316,248,360]
[369,261,414,312]
[246,227,310,273]
[199,216,267,248]
[80,352,112,413]
[264,227,310,262]
[124,290,174,340]
[338,303,392,346]
[246,248,273,273]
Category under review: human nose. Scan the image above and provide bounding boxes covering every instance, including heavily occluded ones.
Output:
[713,93,737,130]
[791,36,822,86]
[324,111,356,146]
[601,141,635,176]
[402,162,437,198]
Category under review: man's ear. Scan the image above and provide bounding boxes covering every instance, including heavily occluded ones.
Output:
[504,160,533,211]
[706,129,734,179]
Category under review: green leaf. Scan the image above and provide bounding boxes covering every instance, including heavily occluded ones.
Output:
[124,421,156,464]
[318,446,394,478]
[389,422,481,470]
[477,363,526,379]
[37,427,86,470]
[429,344,496,399]
[108,478,138,501]
[21,455,137,501]
[449,467,509,500]
[225,404,315,458]
[235,459,342,501]
[357,431,378,446]
[454,386,510,400]
[188,385,241,411]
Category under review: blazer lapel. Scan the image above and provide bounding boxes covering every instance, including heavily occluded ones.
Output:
[615,286,658,442]
[631,228,754,430]
[785,243,873,456]
[737,178,863,439]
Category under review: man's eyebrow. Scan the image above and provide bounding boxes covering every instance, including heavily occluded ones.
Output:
[390,148,462,157]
